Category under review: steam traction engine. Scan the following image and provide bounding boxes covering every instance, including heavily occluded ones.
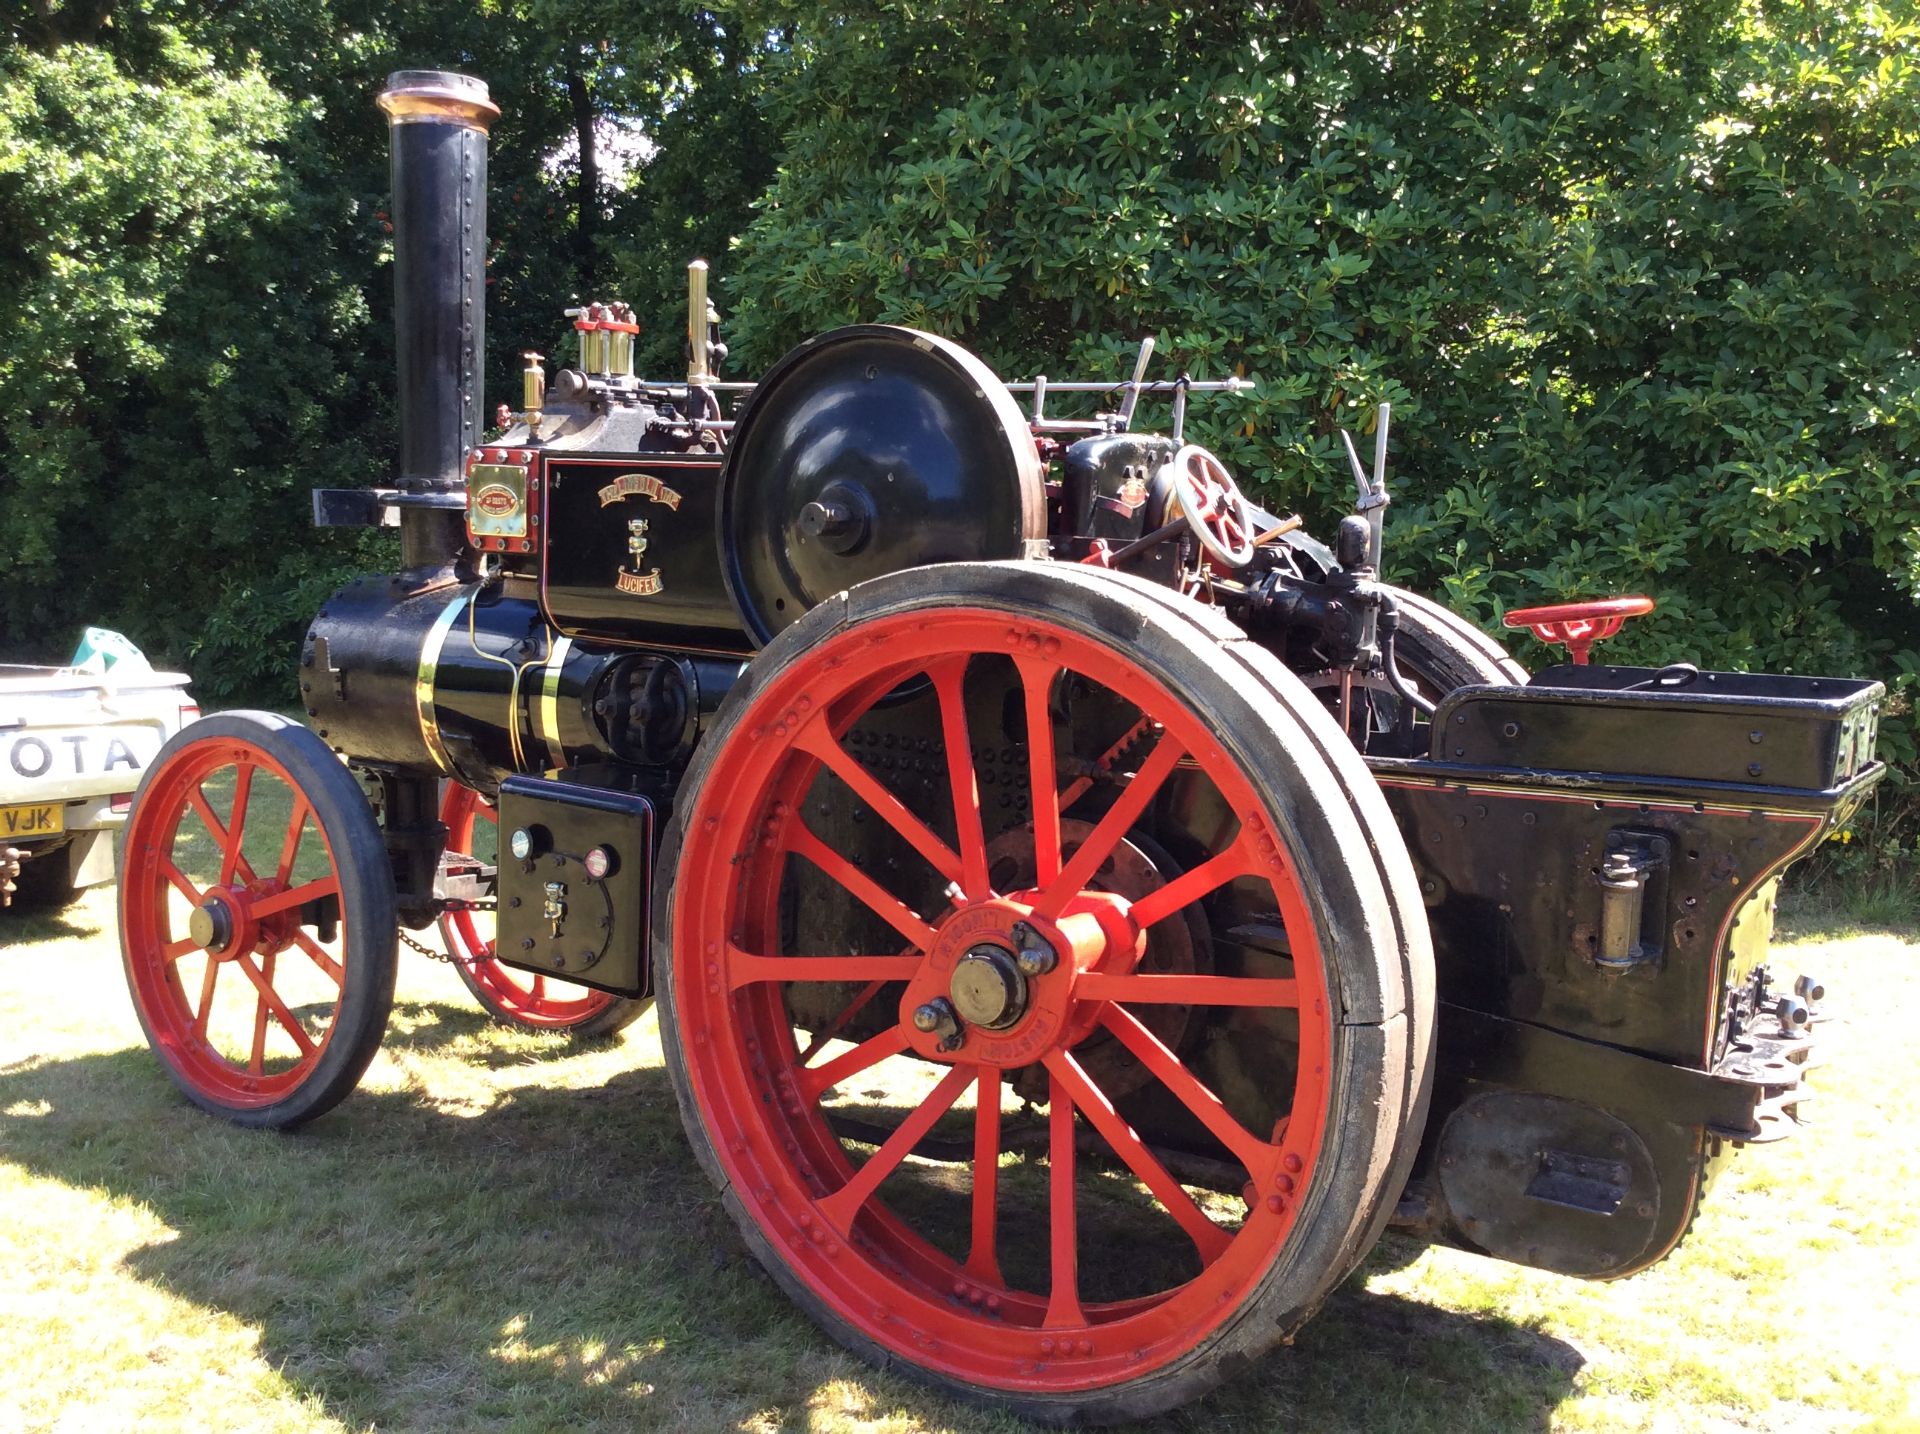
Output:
[116,72,1886,1422]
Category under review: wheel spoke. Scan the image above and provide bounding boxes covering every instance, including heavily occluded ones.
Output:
[796,1025,910,1102]
[728,948,922,991]
[1036,730,1186,918]
[233,955,317,1056]
[816,1062,972,1237]
[1076,972,1298,1008]
[1128,839,1258,930]
[929,657,991,901]
[159,861,200,905]
[1100,1005,1276,1178]
[1047,1049,1233,1264]
[186,787,257,885]
[530,973,546,1000]
[1015,655,1063,885]
[293,931,345,988]
[219,761,254,887]
[1057,716,1153,810]
[830,666,924,738]
[787,824,938,950]
[796,720,964,888]
[967,1065,1003,1284]
[191,955,220,1038]
[248,875,341,921]
[249,952,275,1073]
[798,979,889,1064]
[161,937,198,962]
[1043,1071,1085,1328]
[274,794,308,886]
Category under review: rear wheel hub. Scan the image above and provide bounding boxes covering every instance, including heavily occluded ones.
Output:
[899,895,1123,1069]
[950,943,1026,1028]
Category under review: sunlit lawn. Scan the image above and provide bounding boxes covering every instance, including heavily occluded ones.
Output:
[1,872,1916,1432]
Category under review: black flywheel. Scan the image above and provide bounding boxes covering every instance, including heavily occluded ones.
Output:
[718,325,1045,643]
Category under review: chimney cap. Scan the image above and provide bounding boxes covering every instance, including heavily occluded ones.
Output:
[377,70,499,131]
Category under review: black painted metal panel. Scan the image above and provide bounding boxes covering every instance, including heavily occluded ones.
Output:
[538,455,749,651]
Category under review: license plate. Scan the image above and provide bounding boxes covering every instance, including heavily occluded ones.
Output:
[0,803,64,839]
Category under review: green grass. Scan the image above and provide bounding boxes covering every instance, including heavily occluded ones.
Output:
[2,883,1917,1432]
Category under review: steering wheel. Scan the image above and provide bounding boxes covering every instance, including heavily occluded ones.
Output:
[1169,443,1257,570]
[1502,595,1654,665]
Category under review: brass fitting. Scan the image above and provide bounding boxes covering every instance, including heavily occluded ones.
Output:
[521,351,545,437]
[687,259,714,386]
[375,71,500,133]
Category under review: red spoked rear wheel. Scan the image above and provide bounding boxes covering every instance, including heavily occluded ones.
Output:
[118,711,397,1128]
[656,563,1430,1422]
[438,784,647,1037]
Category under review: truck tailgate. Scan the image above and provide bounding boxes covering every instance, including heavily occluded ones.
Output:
[0,671,191,808]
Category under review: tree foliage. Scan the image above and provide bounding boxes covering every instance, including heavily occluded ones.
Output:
[0,0,1912,797]
[725,0,1920,780]
[0,1,771,697]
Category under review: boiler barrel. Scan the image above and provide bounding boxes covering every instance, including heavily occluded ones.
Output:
[301,580,743,790]
[303,579,614,791]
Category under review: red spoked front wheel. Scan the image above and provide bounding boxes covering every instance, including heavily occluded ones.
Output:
[656,563,1431,1422]
[438,784,648,1037]
[118,711,397,1128]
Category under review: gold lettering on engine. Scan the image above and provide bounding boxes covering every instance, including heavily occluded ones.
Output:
[615,569,663,596]
[596,472,684,510]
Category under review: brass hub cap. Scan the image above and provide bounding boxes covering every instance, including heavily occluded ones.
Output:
[950,944,1027,1029]
[187,897,236,955]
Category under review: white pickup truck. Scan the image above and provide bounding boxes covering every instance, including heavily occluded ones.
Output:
[0,632,198,912]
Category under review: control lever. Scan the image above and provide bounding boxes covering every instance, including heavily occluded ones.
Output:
[1334,405,1392,685]
[1338,402,1391,570]
[1116,336,1156,431]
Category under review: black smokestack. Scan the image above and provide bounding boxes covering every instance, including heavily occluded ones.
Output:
[376,70,497,568]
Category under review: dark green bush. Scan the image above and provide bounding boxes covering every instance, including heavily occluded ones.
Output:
[0,4,655,699]
[722,0,1919,799]
[2,0,1912,850]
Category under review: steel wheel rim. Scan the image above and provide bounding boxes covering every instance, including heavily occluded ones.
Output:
[440,785,620,1028]
[121,735,348,1106]
[671,608,1335,1393]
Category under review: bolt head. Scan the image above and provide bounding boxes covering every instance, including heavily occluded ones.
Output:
[912,1003,943,1033]
[1015,945,1057,976]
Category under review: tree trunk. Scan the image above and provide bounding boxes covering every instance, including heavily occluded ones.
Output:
[566,57,598,291]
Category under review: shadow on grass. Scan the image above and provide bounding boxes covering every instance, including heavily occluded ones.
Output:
[0,1023,1582,1434]
[371,996,635,1068]
[0,907,97,945]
